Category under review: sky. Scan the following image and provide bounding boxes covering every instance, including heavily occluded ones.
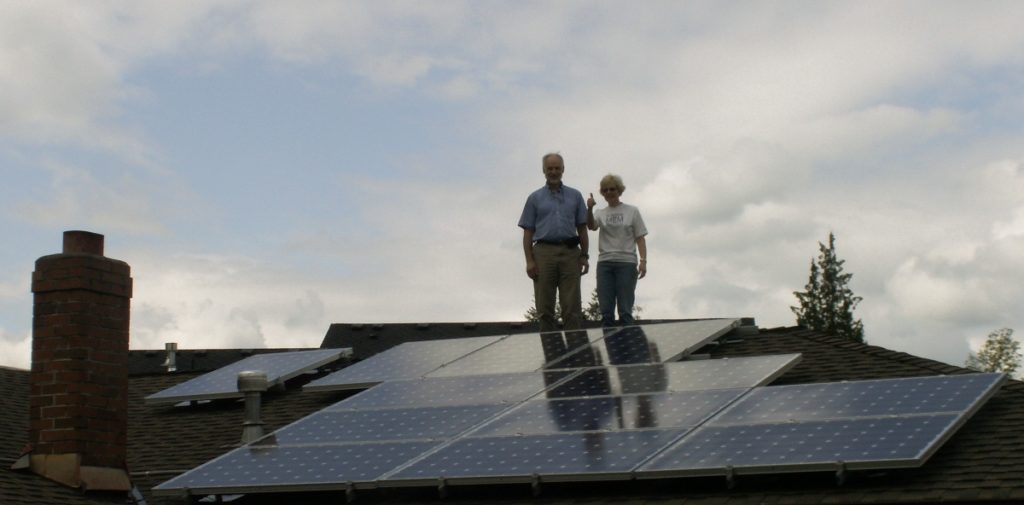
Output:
[2,1,1024,371]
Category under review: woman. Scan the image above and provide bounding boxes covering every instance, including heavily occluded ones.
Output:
[586,174,648,327]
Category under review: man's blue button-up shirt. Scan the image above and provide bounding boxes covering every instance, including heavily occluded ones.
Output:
[518,183,587,242]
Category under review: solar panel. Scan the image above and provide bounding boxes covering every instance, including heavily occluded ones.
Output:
[384,429,687,486]
[145,349,344,405]
[545,354,801,398]
[426,320,739,378]
[546,320,740,369]
[709,373,1005,424]
[469,389,748,437]
[333,371,576,410]
[265,405,509,443]
[636,373,1005,478]
[639,414,962,476]
[425,328,608,377]
[304,335,502,392]
[153,441,441,494]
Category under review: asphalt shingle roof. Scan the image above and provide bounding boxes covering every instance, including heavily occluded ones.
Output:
[3,323,1023,505]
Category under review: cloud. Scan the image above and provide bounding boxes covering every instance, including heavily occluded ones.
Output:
[12,158,169,235]
[0,327,30,370]
[3,1,1024,377]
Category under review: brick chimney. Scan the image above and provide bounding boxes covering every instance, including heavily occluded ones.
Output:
[26,231,132,491]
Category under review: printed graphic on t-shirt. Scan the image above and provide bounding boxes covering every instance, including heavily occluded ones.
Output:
[608,213,624,225]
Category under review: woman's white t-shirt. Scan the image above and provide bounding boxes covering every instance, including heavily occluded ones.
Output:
[593,203,647,263]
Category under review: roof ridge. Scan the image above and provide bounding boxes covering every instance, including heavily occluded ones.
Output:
[778,325,970,376]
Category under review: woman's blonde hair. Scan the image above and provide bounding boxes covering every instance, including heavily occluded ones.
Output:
[600,174,625,193]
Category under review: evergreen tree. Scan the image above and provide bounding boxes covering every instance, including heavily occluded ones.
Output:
[966,328,1021,376]
[791,232,865,342]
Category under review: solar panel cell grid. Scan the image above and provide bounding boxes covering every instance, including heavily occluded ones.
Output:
[385,429,687,485]
[266,405,508,444]
[639,414,960,475]
[713,373,1005,425]
[331,371,577,410]
[154,441,441,492]
[470,389,747,437]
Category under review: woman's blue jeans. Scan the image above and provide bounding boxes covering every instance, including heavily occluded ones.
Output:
[596,261,638,327]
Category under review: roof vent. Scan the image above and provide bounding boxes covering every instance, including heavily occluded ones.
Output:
[162,342,178,372]
[237,371,268,445]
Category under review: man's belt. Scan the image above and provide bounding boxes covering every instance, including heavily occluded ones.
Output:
[535,237,580,248]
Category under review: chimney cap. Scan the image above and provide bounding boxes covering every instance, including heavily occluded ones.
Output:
[62,230,104,255]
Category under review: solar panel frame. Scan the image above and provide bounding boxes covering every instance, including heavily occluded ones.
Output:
[145,349,344,405]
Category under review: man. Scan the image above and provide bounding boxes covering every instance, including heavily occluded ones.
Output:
[518,152,590,332]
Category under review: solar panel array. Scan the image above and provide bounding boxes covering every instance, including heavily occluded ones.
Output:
[153,321,1005,498]
[146,349,344,405]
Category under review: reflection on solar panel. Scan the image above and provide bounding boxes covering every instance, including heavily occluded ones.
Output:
[145,349,344,405]
[153,319,1005,499]
[304,320,741,391]
[546,354,801,398]
[425,328,608,377]
[546,319,741,369]
[469,389,748,437]
[331,371,573,410]
[637,373,1005,477]
[428,320,740,378]
[304,335,502,391]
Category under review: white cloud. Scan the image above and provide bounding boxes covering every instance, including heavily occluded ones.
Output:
[0,328,30,370]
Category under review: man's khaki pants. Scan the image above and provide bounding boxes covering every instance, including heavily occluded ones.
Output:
[533,242,583,332]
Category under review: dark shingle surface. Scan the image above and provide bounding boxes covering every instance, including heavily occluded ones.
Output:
[3,324,1023,505]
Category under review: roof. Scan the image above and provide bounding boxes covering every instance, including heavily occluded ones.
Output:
[3,324,1023,505]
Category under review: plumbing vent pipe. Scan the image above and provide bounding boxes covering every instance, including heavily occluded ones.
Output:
[162,342,178,372]
[238,370,268,444]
